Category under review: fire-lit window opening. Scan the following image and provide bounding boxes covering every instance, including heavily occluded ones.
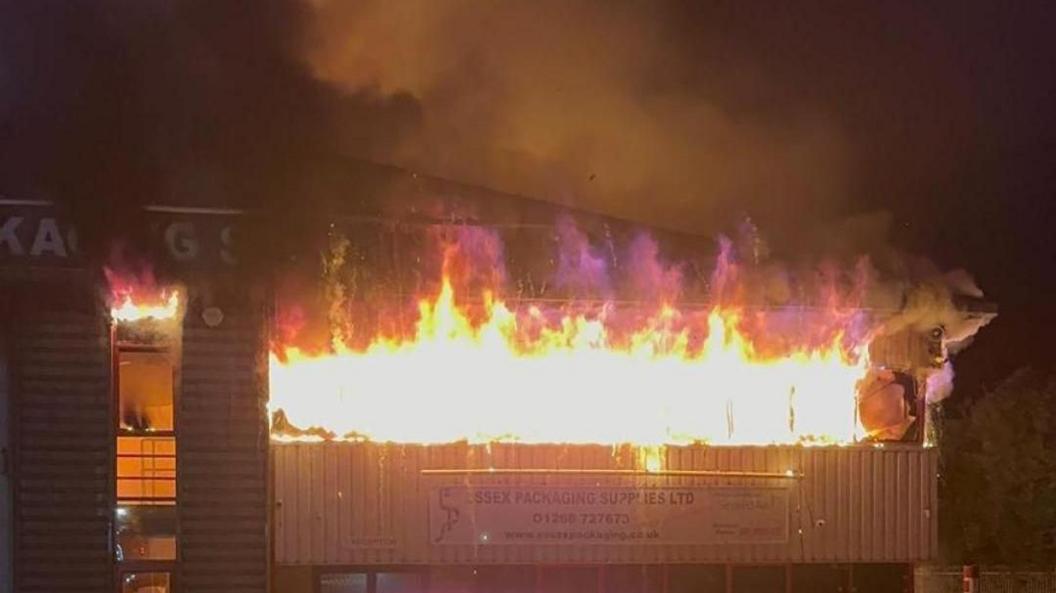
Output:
[120,572,171,593]
[115,344,178,576]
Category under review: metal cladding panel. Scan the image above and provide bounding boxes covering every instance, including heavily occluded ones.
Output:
[272,443,938,566]
[13,308,112,592]
[179,309,268,593]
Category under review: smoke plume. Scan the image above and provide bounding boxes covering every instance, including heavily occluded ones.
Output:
[1,1,992,363]
[0,1,418,262]
[304,1,850,232]
[2,1,981,242]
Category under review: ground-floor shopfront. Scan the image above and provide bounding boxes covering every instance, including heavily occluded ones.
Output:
[275,563,913,593]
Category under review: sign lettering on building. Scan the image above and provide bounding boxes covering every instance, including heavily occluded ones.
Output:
[0,207,79,264]
[0,202,242,269]
[151,213,241,267]
[429,485,789,546]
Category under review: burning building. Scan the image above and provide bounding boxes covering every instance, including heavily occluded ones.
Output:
[0,170,993,593]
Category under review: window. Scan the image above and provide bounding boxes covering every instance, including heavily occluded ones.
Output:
[114,505,176,562]
[604,565,666,593]
[473,567,534,593]
[731,566,784,593]
[428,567,474,593]
[117,436,176,504]
[790,565,848,592]
[320,573,368,593]
[540,567,598,593]
[852,563,910,593]
[118,349,174,433]
[120,571,171,593]
[668,565,725,593]
[115,345,177,565]
[320,572,426,593]
[377,573,424,593]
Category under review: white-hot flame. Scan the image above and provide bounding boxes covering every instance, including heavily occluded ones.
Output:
[110,290,181,323]
[104,266,181,323]
[269,277,869,445]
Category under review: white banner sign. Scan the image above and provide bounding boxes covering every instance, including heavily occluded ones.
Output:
[429,485,789,546]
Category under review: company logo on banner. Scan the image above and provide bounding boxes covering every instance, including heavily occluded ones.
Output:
[429,485,789,546]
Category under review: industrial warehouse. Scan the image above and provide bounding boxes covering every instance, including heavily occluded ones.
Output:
[0,170,993,593]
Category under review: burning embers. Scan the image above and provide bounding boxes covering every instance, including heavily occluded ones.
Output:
[269,225,892,446]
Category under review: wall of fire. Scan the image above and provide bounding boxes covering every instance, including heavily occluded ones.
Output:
[2,277,269,593]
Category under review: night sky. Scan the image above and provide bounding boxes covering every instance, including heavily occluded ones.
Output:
[1,1,1054,402]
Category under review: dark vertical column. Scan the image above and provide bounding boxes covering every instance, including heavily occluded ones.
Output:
[0,295,11,590]
[0,295,12,593]
[178,301,268,593]
[13,291,112,593]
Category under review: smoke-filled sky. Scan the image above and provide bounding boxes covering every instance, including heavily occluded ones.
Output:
[306,1,856,230]
[1,1,1054,396]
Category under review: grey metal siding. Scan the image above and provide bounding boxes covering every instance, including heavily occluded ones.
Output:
[273,443,938,566]
[13,307,112,592]
[178,308,268,593]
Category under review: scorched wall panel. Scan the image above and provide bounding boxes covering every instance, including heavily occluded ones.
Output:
[272,443,938,566]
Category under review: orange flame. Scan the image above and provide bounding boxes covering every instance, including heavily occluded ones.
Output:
[105,267,181,323]
[269,268,871,446]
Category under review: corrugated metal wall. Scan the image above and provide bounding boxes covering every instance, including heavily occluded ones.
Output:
[12,299,112,592]
[179,305,268,593]
[915,568,1056,593]
[273,443,937,566]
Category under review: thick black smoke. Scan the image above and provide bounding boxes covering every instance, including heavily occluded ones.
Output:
[0,1,419,262]
[1,1,990,245]
[2,0,1026,401]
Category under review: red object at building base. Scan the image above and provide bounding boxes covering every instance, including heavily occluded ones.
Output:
[963,565,979,593]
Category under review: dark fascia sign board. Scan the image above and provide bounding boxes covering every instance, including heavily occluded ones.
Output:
[0,200,245,271]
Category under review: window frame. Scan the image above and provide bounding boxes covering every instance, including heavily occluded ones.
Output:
[116,567,177,593]
[317,568,430,593]
[112,336,180,591]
